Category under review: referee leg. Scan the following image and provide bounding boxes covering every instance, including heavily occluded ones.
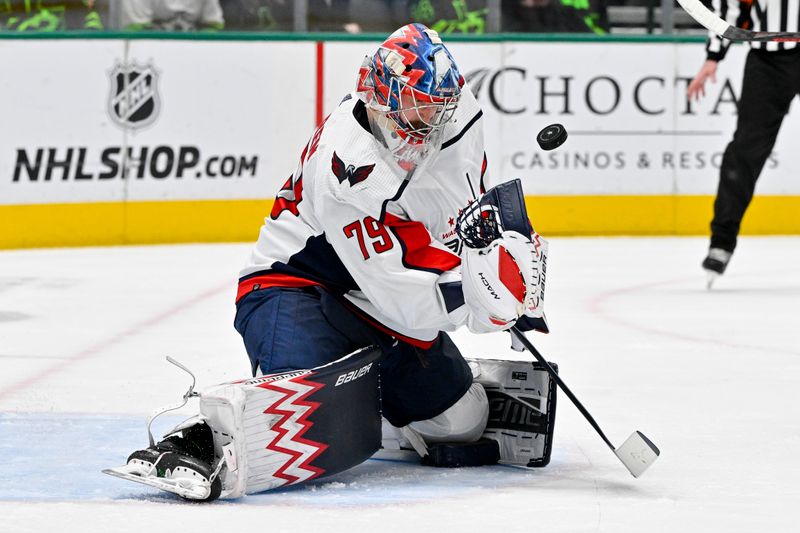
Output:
[711,49,798,252]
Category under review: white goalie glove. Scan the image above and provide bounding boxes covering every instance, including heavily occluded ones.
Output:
[461,230,548,333]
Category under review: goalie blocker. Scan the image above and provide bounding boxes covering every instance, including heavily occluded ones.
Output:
[105,350,558,501]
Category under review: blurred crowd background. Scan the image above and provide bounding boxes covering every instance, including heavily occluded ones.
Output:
[0,0,704,36]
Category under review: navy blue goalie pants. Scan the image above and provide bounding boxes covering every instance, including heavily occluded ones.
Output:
[234,286,473,427]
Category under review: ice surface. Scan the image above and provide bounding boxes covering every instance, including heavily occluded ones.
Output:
[1,238,799,532]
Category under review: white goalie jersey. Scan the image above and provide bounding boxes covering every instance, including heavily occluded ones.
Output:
[238,89,498,347]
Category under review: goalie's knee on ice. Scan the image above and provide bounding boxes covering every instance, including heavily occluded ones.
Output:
[410,382,489,444]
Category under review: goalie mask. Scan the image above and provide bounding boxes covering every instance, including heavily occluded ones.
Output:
[356,23,464,173]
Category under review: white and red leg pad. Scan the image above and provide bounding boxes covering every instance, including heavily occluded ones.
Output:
[198,346,383,498]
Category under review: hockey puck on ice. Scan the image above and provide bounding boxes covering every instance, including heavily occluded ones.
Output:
[536,123,568,151]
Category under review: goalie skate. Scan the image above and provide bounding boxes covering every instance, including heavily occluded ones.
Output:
[103,453,220,502]
[103,423,223,501]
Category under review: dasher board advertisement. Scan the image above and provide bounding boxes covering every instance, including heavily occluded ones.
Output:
[0,39,315,206]
[324,41,800,195]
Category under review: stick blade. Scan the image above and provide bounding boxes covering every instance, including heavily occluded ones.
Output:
[614,431,660,478]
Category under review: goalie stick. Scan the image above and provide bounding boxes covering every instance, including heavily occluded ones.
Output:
[510,327,660,478]
[455,179,658,476]
[677,0,800,42]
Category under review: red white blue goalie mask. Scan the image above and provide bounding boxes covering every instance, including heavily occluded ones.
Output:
[357,23,464,171]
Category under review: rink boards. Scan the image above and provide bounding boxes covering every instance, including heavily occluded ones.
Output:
[1,36,799,248]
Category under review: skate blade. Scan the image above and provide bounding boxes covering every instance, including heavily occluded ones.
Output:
[704,270,719,290]
[103,465,211,500]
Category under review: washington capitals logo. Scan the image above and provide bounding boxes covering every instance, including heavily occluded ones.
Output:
[332,152,375,187]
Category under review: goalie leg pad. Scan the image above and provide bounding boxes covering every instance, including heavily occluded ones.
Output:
[468,357,558,467]
[198,345,383,498]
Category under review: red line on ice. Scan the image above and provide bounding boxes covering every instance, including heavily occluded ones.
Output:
[587,276,800,356]
[0,283,231,402]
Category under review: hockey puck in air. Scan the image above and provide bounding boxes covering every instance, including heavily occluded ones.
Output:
[536,123,568,151]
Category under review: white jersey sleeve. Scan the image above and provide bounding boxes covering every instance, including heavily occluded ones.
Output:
[309,160,468,335]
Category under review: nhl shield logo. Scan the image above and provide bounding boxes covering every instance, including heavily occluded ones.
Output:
[108,62,160,129]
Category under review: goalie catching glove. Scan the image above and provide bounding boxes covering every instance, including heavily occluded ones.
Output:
[461,230,548,333]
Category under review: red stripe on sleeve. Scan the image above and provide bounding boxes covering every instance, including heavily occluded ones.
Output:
[382,213,461,274]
